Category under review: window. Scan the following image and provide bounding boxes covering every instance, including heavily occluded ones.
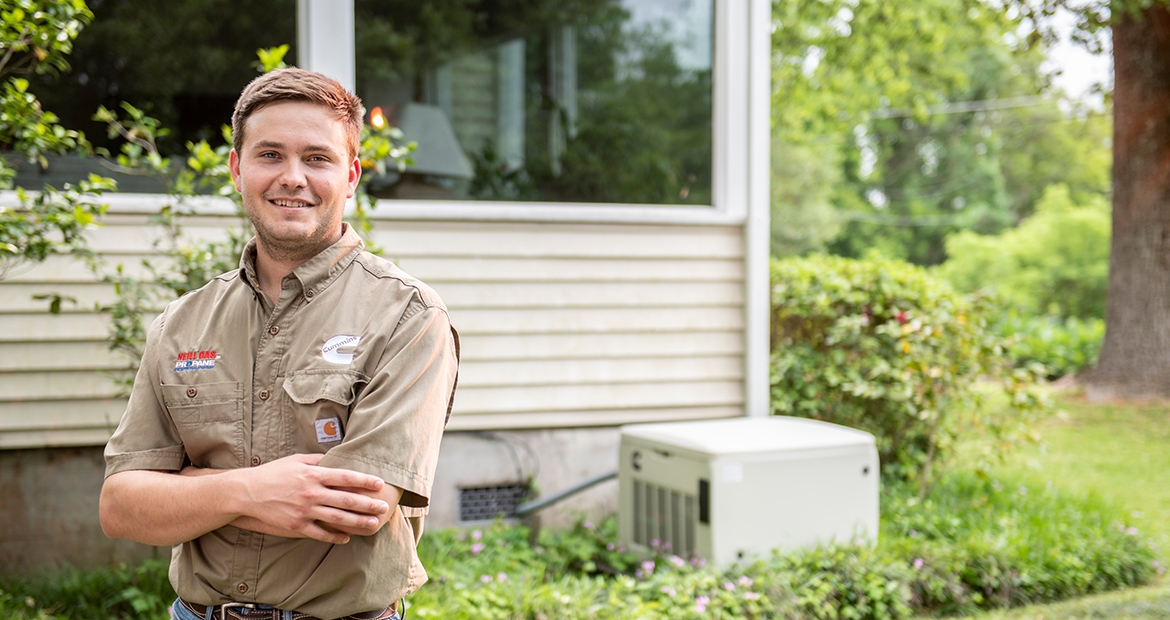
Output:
[355,0,714,205]
[18,0,296,191]
[15,0,716,207]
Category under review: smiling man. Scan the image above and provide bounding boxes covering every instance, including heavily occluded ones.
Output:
[99,68,459,620]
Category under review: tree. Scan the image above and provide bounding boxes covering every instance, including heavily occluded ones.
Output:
[770,0,1110,264]
[1085,3,1170,398]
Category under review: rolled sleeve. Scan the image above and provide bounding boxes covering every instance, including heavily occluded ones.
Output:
[318,304,458,507]
[104,311,187,477]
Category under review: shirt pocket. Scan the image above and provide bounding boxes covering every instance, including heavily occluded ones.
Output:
[282,369,370,453]
[161,381,242,425]
[161,381,244,468]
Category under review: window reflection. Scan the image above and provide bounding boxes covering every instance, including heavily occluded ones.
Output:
[355,0,714,205]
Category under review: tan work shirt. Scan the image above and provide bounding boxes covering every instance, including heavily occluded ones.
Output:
[104,225,458,618]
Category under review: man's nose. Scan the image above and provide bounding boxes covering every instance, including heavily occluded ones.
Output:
[277,159,308,189]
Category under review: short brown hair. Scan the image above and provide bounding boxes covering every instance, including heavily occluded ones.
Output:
[232,67,363,160]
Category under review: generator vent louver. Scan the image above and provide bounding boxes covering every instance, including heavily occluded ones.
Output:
[631,479,696,557]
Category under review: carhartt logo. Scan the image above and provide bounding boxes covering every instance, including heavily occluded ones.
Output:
[316,417,342,443]
[174,349,219,372]
[322,335,360,364]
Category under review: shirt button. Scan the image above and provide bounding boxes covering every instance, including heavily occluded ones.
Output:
[251,456,262,466]
[236,583,249,594]
[306,290,315,299]
[258,389,270,401]
[186,387,197,398]
[269,325,280,336]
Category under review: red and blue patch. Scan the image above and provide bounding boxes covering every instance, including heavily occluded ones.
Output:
[174,349,219,372]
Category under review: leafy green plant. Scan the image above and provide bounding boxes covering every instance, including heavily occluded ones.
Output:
[996,313,1105,378]
[0,559,173,620]
[769,253,1052,487]
[936,184,1111,321]
[883,472,1158,615]
[0,0,111,280]
[3,472,1158,620]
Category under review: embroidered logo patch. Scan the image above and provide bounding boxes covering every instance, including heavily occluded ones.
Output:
[174,349,219,372]
[322,334,361,365]
[316,417,343,443]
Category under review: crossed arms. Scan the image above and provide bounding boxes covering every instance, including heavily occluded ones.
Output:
[99,453,402,546]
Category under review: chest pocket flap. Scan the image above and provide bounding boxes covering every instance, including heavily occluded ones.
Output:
[283,369,370,405]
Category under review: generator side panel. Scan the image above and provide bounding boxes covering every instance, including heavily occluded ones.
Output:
[618,437,713,560]
[709,445,879,565]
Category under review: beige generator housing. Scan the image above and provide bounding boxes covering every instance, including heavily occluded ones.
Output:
[618,417,880,567]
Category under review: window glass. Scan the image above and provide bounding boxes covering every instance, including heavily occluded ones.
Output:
[20,0,296,192]
[355,0,714,205]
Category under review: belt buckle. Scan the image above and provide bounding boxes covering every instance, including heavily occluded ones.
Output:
[215,602,259,620]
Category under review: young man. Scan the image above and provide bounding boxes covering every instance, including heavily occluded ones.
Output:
[100,68,459,620]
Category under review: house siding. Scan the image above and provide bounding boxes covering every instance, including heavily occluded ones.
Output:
[0,206,746,448]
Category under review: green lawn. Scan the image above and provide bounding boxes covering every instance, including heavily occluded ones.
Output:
[949,394,1170,619]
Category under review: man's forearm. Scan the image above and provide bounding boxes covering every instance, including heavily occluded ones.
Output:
[100,453,394,546]
[99,468,248,546]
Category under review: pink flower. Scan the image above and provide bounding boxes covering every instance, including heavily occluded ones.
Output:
[470,543,485,555]
[669,555,686,568]
[641,560,655,574]
[694,595,710,613]
[896,311,908,324]
[471,529,483,541]
[913,558,924,569]
[744,592,760,601]
[738,576,754,587]
[479,574,492,583]
[660,586,677,597]
[497,572,508,582]
[722,582,735,591]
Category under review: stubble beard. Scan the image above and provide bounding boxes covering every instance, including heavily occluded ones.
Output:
[246,195,343,263]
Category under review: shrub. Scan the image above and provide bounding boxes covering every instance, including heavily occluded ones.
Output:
[769,253,1050,484]
[936,183,1110,320]
[996,313,1104,379]
[4,475,1158,620]
[882,472,1158,615]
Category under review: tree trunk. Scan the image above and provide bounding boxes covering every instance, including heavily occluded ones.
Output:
[1088,5,1170,399]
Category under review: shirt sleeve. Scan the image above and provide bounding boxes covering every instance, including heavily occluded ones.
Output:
[317,303,459,507]
[103,310,187,477]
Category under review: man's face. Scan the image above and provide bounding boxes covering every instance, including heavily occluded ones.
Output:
[229,101,361,263]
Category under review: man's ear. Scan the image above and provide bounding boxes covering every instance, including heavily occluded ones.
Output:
[229,149,243,192]
[346,157,362,199]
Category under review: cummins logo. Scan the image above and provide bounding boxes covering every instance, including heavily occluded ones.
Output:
[322,334,361,364]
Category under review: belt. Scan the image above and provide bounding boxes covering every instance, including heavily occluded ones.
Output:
[180,598,395,620]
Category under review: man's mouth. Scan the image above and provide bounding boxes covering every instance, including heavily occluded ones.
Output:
[269,198,315,208]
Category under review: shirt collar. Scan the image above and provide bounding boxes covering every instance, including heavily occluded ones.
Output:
[239,223,365,302]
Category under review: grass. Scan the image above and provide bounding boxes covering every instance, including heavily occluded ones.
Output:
[997,397,1170,551]
[945,392,1170,619]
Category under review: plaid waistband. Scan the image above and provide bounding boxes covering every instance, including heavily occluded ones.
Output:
[180,598,395,620]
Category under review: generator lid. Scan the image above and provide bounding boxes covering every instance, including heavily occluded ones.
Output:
[620,416,874,457]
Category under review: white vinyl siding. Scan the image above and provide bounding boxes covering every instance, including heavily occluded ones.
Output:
[0,205,745,447]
